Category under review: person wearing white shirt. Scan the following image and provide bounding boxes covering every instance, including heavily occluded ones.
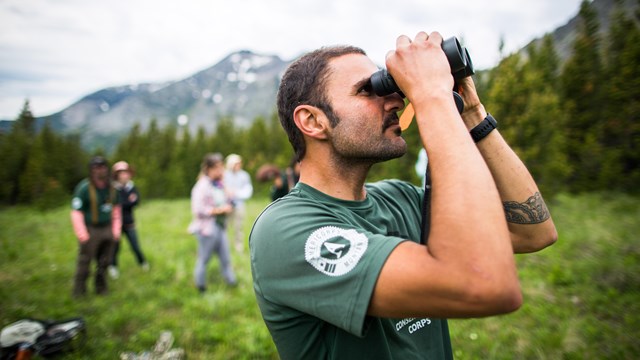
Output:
[224,154,253,252]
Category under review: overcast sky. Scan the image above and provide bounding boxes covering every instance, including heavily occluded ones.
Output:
[0,0,584,119]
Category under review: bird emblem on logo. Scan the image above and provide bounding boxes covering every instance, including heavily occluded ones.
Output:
[323,242,347,258]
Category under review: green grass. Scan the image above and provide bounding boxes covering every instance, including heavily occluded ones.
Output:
[0,197,277,359]
[1,193,639,359]
[450,192,640,359]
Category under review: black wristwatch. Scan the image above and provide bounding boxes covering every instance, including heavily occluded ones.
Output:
[470,113,498,143]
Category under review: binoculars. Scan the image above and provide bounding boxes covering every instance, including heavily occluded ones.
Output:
[369,36,474,113]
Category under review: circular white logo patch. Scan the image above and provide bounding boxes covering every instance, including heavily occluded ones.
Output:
[305,226,368,276]
[71,197,83,210]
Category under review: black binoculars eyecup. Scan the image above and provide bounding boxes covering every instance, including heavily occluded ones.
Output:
[369,36,474,114]
[453,47,474,80]
[441,37,466,76]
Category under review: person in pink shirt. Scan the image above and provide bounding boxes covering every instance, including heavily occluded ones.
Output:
[188,153,237,292]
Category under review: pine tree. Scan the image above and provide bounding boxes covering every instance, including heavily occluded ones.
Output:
[210,116,239,157]
[599,0,640,192]
[244,116,270,170]
[18,124,48,205]
[266,112,294,168]
[173,128,194,198]
[58,133,87,196]
[520,36,571,196]
[135,119,163,199]
[559,0,605,191]
[15,99,36,135]
[0,100,36,204]
[483,41,571,196]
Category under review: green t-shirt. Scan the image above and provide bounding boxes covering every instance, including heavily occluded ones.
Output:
[250,180,453,359]
[71,178,118,226]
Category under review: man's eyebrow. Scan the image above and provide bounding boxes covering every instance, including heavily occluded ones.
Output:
[352,76,372,92]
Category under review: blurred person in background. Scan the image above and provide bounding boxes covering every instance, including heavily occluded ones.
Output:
[108,161,149,279]
[415,148,428,188]
[70,156,122,298]
[224,154,253,253]
[270,157,300,201]
[188,153,237,292]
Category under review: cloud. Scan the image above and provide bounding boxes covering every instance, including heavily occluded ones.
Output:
[0,0,584,119]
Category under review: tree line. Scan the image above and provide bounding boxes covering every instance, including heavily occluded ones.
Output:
[479,0,640,195]
[1,0,638,209]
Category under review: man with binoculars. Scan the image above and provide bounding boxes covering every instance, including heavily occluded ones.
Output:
[250,31,557,359]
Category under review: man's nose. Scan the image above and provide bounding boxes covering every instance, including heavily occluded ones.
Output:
[384,93,405,113]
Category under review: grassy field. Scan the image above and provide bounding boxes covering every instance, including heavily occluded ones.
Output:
[1,192,638,359]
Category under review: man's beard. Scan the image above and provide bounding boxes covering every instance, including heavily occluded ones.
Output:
[330,112,407,164]
[91,170,109,188]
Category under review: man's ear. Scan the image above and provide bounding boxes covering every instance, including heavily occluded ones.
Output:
[293,105,328,140]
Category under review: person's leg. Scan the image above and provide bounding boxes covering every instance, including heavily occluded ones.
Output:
[232,204,246,252]
[95,227,114,294]
[194,233,215,291]
[124,225,147,265]
[72,237,94,298]
[213,225,236,285]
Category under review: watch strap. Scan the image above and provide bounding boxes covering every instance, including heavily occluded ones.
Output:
[470,113,497,143]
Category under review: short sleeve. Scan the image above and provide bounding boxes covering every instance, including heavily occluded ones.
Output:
[251,198,405,336]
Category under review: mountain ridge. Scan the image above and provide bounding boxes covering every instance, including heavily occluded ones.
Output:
[1,0,637,151]
[32,50,289,150]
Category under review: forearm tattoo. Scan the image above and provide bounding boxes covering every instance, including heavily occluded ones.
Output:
[503,192,550,224]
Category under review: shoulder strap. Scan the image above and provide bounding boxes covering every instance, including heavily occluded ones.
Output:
[420,167,431,245]
[89,183,98,225]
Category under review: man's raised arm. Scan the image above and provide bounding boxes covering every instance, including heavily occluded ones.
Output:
[458,77,558,253]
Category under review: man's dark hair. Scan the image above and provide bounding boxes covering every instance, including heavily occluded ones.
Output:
[88,156,108,168]
[277,45,366,161]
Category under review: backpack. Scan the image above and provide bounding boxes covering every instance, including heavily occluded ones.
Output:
[0,318,86,359]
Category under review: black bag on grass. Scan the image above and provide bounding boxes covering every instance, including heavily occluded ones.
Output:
[0,317,86,359]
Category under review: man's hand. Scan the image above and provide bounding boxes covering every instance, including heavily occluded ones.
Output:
[211,204,233,216]
[385,31,453,107]
[457,76,487,129]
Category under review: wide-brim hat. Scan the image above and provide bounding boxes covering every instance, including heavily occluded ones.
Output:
[112,161,135,178]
